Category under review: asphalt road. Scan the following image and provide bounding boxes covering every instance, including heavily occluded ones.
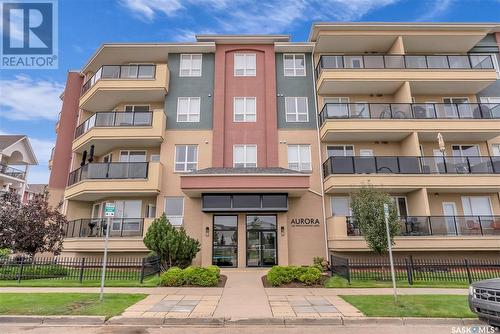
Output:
[0,324,494,334]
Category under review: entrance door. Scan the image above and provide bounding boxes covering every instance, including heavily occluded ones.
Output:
[246,215,277,267]
[213,216,238,267]
[442,202,458,235]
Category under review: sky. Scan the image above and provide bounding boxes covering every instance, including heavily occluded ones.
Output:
[0,0,499,184]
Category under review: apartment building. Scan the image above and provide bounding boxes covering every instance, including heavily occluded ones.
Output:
[49,23,500,266]
[0,135,37,196]
[312,23,500,259]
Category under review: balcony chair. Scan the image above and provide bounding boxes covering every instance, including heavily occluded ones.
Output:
[465,220,481,234]
[490,220,500,233]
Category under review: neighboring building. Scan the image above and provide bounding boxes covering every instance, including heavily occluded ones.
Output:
[0,135,38,197]
[50,23,500,266]
[23,184,48,203]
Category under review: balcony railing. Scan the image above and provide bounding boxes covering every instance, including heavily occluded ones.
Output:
[65,218,144,238]
[319,103,500,124]
[82,64,156,94]
[75,111,153,138]
[315,54,494,77]
[347,216,500,237]
[67,162,149,186]
[323,156,500,177]
[0,163,26,180]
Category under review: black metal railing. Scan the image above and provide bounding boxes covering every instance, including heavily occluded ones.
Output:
[0,163,26,180]
[315,54,494,77]
[65,218,145,238]
[319,103,500,124]
[323,156,500,176]
[82,64,156,94]
[75,111,153,138]
[67,162,149,186]
[346,215,500,237]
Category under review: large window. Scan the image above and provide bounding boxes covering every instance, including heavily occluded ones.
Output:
[180,54,202,77]
[112,200,142,232]
[164,197,184,226]
[327,145,354,157]
[234,97,256,122]
[233,145,257,168]
[202,194,288,212]
[213,215,238,267]
[234,53,256,76]
[331,196,351,216]
[177,97,200,122]
[285,97,308,122]
[287,144,312,171]
[174,145,198,172]
[284,54,306,76]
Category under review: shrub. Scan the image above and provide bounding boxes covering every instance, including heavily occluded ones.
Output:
[159,267,184,287]
[313,256,329,272]
[267,266,296,286]
[206,265,220,279]
[297,267,322,285]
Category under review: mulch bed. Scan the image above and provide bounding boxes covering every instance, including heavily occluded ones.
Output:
[261,274,330,288]
[179,275,227,288]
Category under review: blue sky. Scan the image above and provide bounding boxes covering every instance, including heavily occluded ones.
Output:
[0,0,499,184]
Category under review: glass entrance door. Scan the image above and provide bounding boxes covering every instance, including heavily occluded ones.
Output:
[246,215,277,267]
[213,216,238,267]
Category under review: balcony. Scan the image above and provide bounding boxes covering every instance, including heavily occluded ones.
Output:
[0,163,26,180]
[65,218,144,238]
[65,162,162,201]
[79,64,169,112]
[72,110,165,155]
[323,156,500,193]
[315,54,497,95]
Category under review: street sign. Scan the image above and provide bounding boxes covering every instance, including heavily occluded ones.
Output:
[104,203,115,217]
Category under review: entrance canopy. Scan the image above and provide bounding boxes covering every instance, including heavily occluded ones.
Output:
[180,167,310,197]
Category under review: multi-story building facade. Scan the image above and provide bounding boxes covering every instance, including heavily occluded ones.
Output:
[49,23,500,267]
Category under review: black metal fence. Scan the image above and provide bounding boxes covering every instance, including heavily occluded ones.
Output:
[65,218,145,238]
[75,111,153,138]
[0,256,161,283]
[331,255,500,285]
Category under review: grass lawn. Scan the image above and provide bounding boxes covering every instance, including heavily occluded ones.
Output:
[341,295,475,318]
[0,275,160,287]
[0,293,146,319]
[325,275,469,288]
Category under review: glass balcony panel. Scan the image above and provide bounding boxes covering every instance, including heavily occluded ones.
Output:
[412,104,435,118]
[384,55,405,68]
[420,157,442,173]
[350,103,370,118]
[398,157,421,173]
[479,216,497,235]
[491,156,500,173]
[86,163,108,179]
[456,104,474,118]
[364,56,384,68]
[138,65,155,78]
[470,55,493,69]
[114,112,134,126]
[441,104,459,118]
[457,216,482,235]
[120,65,138,79]
[429,216,457,235]
[331,157,354,173]
[128,163,148,178]
[325,103,349,118]
[369,104,388,119]
[95,113,115,126]
[391,103,412,118]
[101,65,120,79]
[133,112,152,125]
[107,163,128,178]
[448,55,470,68]
[402,216,431,236]
[468,157,491,173]
[427,55,448,68]
[353,157,376,173]
[481,103,500,118]
[375,157,399,173]
[344,56,364,69]
[445,156,468,174]
[322,56,344,69]
[405,56,427,68]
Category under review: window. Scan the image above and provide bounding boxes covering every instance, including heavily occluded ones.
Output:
[492,144,500,157]
[284,54,305,76]
[323,97,349,118]
[451,145,480,157]
[119,151,146,162]
[124,105,149,112]
[180,54,202,77]
[233,97,256,122]
[150,154,160,162]
[175,145,198,172]
[331,197,350,216]
[164,197,184,226]
[112,200,142,231]
[177,97,200,122]
[287,145,312,171]
[327,145,354,157]
[234,53,256,76]
[285,97,308,122]
[146,204,156,218]
[233,145,257,168]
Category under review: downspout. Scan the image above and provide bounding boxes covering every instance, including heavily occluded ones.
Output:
[310,47,329,260]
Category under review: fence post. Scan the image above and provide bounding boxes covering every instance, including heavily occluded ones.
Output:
[465,259,472,284]
[17,257,25,284]
[346,258,351,285]
[140,257,146,284]
[405,258,413,285]
[79,258,85,283]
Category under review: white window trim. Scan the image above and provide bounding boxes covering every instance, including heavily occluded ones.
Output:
[233,97,257,122]
[283,54,306,77]
[179,54,202,77]
[287,144,312,172]
[118,150,147,162]
[174,145,198,172]
[164,197,184,226]
[146,204,156,218]
[123,104,151,112]
[234,53,256,77]
[450,144,481,157]
[233,144,257,168]
[285,97,309,123]
[176,97,201,123]
[326,145,355,157]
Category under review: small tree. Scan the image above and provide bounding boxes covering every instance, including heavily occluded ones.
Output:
[0,191,67,258]
[350,186,399,255]
[143,214,200,269]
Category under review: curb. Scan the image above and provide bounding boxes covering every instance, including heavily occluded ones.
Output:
[0,315,105,325]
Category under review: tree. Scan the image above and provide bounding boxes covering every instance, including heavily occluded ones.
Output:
[0,191,67,258]
[143,214,200,269]
[350,186,399,255]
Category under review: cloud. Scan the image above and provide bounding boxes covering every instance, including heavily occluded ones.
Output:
[415,0,454,21]
[0,75,64,121]
[120,0,401,34]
